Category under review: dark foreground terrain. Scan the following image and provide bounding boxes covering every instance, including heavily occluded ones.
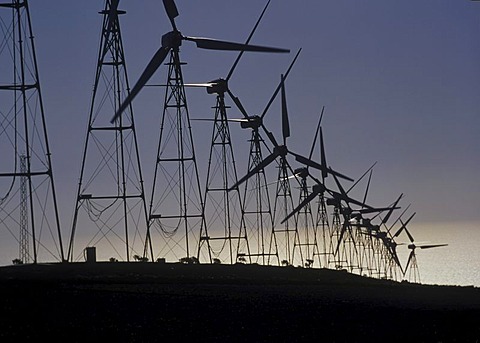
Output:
[0,263,479,342]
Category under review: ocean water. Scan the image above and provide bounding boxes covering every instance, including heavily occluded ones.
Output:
[395,221,480,287]
[1,221,477,287]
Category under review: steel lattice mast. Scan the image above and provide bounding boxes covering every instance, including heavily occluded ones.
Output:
[68,0,149,262]
[19,154,29,263]
[296,169,318,268]
[243,125,276,265]
[144,48,207,263]
[197,87,249,264]
[0,0,64,264]
[196,1,280,265]
[108,0,289,263]
[314,191,332,267]
[271,156,300,266]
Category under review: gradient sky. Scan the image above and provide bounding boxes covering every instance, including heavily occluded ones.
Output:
[24,0,479,237]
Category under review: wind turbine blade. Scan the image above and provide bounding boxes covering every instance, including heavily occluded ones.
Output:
[332,173,347,198]
[346,161,377,194]
[402,214,416,243]
[394,212,416,243]
[403,212,416,228]
[393,213,412,239]
[163,0,179,30]
[357,206,400,214]
[226,0,271,81]
[146,83,218,88]
[308,107,325,160]
[184,36,289,53]
[390,246,403,272]
[419,244,448,249]
[361,170,373,206]
[111,46,170,123]
[260,48,301,119]
[229,152,278,191]
[388,203,411,233]
[381,193,403,225]
[281,74,290,141]
[332,173,372,209]
[319,127,328,180]
[191,118,248,122]
[183,83,217,87]
[281,190,319,224]
[293,153,353,182]
[405,250,414,273]
[254,172,299,191]
[226,90,249,119]
[262,127,280,147]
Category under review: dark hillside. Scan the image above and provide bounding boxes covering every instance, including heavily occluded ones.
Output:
[0,263,478,342]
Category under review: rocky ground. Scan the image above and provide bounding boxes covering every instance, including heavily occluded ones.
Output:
[0,262,479,342]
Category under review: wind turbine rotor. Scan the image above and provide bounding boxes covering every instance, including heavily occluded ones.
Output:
[111,0,290,123]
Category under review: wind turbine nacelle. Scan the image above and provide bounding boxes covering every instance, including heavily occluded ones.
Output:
[206,78,227,94]
[351,213,362,221]
[240,116,261,129]
[386,238,396,247]
[326,197,340,207]
[340,207,352,216]
[408,244,416,250]
[294,167,308,179]
[162,30,182,48]
[312,183,326,194]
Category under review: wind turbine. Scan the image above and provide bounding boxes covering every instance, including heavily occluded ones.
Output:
[269,73,303,267]
[281,164,399,273]
[290,108,328,268]
[110,0,288,123]
[393,215,447,283]
[227,65,353,267]
[111,0,290,262]
[190,0,290,264]
[345,169,404,279]
[202,49,301,265]
[307,109,334,268]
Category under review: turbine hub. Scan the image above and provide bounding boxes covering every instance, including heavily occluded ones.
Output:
[162,30,182,48]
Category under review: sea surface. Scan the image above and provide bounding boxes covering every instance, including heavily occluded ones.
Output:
[0,221,478,287]
[396,221,480,287]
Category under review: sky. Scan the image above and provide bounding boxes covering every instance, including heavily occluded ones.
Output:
[1,1,479,272]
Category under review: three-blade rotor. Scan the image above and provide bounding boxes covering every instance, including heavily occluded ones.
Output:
[111,0,290,123]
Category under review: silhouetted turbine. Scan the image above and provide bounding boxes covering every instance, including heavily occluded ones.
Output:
[111,0,289,123]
